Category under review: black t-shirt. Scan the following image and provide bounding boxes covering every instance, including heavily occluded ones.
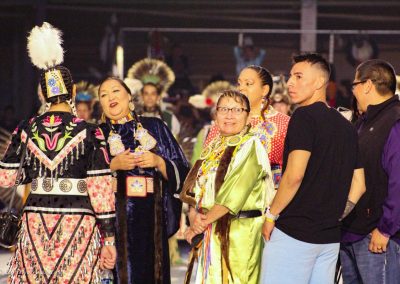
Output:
[276,102,361,244]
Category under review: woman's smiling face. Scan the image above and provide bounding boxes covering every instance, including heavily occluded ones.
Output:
[215,96,249,136]
[98,79,131,120]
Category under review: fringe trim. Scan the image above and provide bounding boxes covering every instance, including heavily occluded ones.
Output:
[74,228,102,283]
[179,159,203,207]
[8,217,102,284]
[115,176,129,283]
[154,176,163,284]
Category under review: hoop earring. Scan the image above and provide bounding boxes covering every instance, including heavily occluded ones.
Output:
[129,100,135,112]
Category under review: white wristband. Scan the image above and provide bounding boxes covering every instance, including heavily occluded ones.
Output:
[265,207,279,221]
[104,240,115,246]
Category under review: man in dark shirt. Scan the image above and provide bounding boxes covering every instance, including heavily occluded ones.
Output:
[340,59,400,284]
[261,53,366,284]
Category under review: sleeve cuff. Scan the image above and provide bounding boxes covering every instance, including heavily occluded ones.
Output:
[377,222,395,237]
[97,217,116,237]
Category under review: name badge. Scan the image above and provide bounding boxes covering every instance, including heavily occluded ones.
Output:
[126,176,147,197]
[126,176,154,197]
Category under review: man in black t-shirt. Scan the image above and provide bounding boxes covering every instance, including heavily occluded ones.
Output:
[260,53,366,284]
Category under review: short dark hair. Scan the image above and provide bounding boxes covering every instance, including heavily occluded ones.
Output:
[356,59,396,95]
[217,90,251,112]
[293,53,331,80]
[98,77,132,95]
[142,82,161,96]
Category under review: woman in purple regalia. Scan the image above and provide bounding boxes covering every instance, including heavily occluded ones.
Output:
[98,77,189,283]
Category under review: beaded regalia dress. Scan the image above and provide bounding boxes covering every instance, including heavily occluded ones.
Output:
[204,106,289,189]
[191,133,275,284]
[0,112,115,283]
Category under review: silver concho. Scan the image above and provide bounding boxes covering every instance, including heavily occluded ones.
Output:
[31,179,38,191]
[60,180,72,192]
[77,180,87,193]
[42,178,52,192]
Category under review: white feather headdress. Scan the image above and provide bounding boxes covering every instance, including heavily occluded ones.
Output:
[124,78,144,96]
[27,22,64,70]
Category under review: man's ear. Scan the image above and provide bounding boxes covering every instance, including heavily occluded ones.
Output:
[313,74,326,91]
[364,79,374,94]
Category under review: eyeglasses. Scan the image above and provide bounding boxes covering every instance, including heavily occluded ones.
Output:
[216,107,249,115]
[351,80,367,90]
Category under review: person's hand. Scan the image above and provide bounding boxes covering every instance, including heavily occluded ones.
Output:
[184,228,196,245]
[369,228,389,254]
[111,149,137,171]
[100,245,117,269]
[262,220,275,241]
[133,151,163,169]
[191,213,208,234]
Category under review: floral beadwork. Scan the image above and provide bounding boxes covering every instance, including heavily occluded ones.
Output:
[87,175,115,213]
[42,115,62,128]
[0,169,17,187]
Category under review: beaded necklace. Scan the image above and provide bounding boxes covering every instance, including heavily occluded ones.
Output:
[196,126,248,208]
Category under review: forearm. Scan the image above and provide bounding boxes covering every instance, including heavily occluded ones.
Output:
[378,122,400,236]
[340,168,366,221]
[269,173,302,216]
[339,200,356,221]
[188,206,197,225]
[204,204,229,225]
[377,184,400,236]
[347,169,366,204]
[110,157,119,171]
[269,150,310,216]
[156,156,168,180]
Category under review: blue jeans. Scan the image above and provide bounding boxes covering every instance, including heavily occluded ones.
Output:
[340,235,400,284]
[261,228,339,284]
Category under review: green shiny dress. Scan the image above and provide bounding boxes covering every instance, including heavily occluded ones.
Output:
[193,133,275,284]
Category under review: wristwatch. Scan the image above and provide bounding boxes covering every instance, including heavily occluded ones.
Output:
[265,207,279,222]
[104,240,115,246]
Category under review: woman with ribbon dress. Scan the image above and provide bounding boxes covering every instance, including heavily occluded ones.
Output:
[180,90,275,284]
[98,77,189,283]
[0,23,116,283]
[204,65,290,192]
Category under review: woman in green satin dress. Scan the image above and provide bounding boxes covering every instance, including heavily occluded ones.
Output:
[181,90,275,284]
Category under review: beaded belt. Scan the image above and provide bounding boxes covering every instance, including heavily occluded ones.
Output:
[31,178,88,196]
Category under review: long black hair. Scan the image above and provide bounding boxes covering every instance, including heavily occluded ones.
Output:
[243,65,273,121]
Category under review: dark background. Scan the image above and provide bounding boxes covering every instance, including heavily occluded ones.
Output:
[1,0,400,119]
